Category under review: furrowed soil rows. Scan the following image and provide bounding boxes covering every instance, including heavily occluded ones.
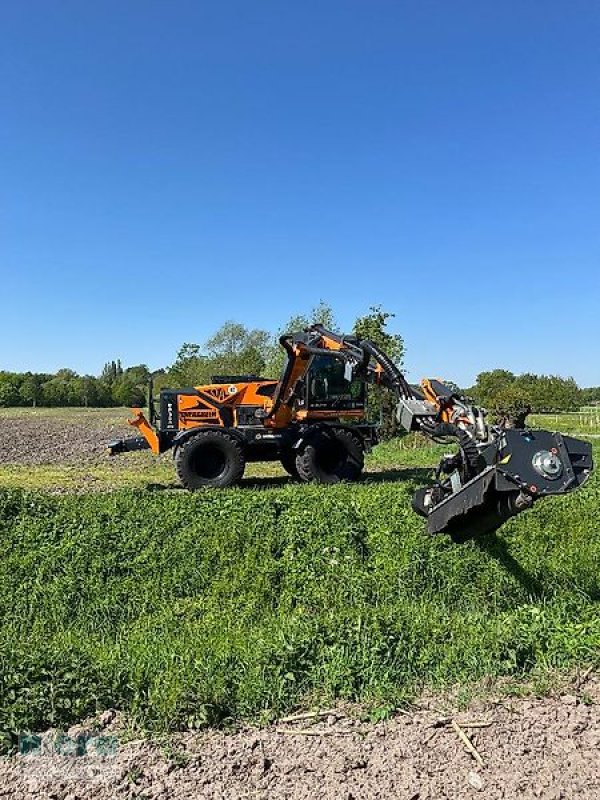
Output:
[0,408,130,466]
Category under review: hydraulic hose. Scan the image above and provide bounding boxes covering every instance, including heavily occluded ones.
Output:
[359,340,413,399]
[422,421,481,476]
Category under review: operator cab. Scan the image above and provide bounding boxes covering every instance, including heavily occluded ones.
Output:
[299,354,366,412]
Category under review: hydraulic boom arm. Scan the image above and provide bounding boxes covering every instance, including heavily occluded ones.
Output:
[266,325,593,538]
[108,323,593,539]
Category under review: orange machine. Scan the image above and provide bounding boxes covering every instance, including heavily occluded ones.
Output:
[109,325,593,538]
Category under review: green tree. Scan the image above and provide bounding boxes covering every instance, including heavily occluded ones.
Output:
[124,364,151,385]
[582,386,600,405]
[489,383,533,428]
[470,369,516,408]
[168,323,272,387]
[168,343,210,387]
[353,306,405,438]
[533,375,581,412]
[471,370,582,415]
[110,364,151,407]
[100,360,123,387]
[150,368,169,391]
[0,373,21,407]
[19,373,44,407]
[40,377,70,406]
[112,378,145,407]
[78,376,101,407]
[205,322,270,378]
[19,375,41,407]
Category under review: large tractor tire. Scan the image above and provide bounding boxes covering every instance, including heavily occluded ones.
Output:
[295,428,364,484]
[175,430,245,489]
[280,447,299,479]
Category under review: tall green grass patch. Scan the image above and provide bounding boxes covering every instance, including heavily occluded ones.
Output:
[0,451,598,733]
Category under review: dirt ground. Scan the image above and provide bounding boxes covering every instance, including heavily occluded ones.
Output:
[1,677,598,800]
[0,409,129,466]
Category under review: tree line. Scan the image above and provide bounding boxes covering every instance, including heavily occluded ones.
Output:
[0,303,402,410]
[0,301,597,414]
[0,361,152,408]
[466,370,599,417]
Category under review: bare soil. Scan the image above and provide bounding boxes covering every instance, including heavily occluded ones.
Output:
[1,678,598,800]
[0,409,129,466]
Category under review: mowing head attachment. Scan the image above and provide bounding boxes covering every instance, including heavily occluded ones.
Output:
[412,428,593,541]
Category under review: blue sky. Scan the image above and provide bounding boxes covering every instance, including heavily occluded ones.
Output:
[1,1,598,386]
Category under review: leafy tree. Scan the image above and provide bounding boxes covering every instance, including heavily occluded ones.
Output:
[168,343,210,387]
[150,368,169,391]
[277,300,338,336]
[40,377,70,406]
[79,375,104,407]
[167,321,272,388]
[112,378,145,407]
[205,322,270,378]
[471,369,582,415]
[109,364,151,407]
[353,306,404,362]
[307,300,338,331]
[123,364,150,386]
[19,373,44,407]
[0,373,21,407]
[353,306,405,438]
[100,360,123,387]
[55,368,78,381]
[489,383,533,428]
[582,386,600,405]
[470,369,516,408]
[530,375,581,412]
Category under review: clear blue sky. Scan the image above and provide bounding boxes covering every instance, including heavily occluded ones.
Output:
[1,1,598,387]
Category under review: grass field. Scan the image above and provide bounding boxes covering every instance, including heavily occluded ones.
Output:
[0,407,597,738]
[529,410,600,436]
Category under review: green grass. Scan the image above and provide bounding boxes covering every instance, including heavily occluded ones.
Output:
[0,442,597,736]
[0,458,175,492]
[0,408,597,735]
[530,410,600,436]
[0,441,441,492]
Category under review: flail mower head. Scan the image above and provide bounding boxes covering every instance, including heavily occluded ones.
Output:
[412,428,593,541]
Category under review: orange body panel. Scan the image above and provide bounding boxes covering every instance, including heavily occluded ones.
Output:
[420,378,471,425]
[263,347,311,428]
[129,409,161,454]
[420,379,444,413]
[177,381,278,430]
